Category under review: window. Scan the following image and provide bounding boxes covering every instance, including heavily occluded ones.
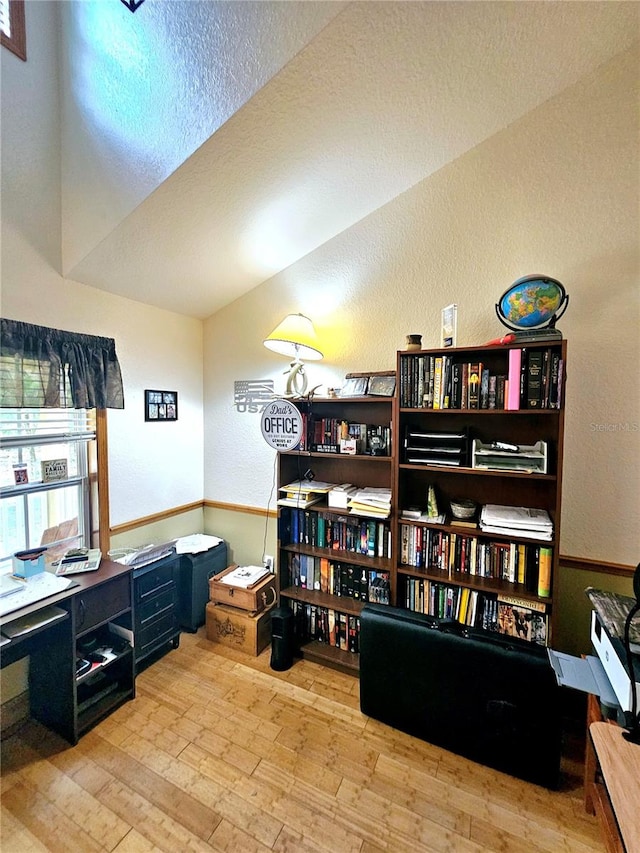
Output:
[1,0,26,62]
[0,408,96,570]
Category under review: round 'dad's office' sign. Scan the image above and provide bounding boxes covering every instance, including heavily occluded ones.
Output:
[260,398,303,451]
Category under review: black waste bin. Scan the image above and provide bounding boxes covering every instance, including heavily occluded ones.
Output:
[179,541,227,631]
[270,604,294,671]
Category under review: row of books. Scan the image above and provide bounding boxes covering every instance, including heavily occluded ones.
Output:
[287,552,390,603]
[403,580,548,645]
[398,348,564,410]
[290,601,361,654]
[399,524,552,596]
[297,415,391,455]
[280,507,392,558]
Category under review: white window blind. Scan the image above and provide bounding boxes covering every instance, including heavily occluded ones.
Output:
[0,0,10,37]
[0,408,96,448]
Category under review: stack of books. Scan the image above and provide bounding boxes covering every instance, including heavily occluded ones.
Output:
[348,487,392,518]
[277,480,335,508]
[480,504,553,540]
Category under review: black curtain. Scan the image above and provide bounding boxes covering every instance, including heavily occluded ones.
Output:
[0,319,125,409]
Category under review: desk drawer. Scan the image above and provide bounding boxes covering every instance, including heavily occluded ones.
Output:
[138,589,176,626]
[137,612,178,657]
[75,575,130,634]
[136,562,176,602]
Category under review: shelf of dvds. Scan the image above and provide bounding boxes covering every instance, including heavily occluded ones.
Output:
[276,396,394,673]
[394,340,566,647]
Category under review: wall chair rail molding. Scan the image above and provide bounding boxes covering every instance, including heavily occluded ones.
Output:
[560,556,637,578]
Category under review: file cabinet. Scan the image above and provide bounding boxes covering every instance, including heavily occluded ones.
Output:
[133,553,181,667]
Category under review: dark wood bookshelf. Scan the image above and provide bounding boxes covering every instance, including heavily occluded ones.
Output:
[277,395,394,673]
[395,340,566,645]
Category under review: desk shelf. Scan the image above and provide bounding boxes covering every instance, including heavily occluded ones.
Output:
[15,560,136,745]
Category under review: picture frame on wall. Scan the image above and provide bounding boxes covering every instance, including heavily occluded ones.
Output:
[145,389,178,421]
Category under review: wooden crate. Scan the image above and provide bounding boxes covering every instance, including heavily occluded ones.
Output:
[209,565,277,613]
[205,602,272,655]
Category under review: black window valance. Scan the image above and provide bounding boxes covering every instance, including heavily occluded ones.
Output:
[0,319,125,409]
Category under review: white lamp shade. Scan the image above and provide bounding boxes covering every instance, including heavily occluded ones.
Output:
[263,313,323,361]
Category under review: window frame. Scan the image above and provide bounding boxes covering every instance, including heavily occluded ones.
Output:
[1,0,26,62]
[0,407,111,569]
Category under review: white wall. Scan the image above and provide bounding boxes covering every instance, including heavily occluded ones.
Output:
[204,44,640,568]
[1,0,204,529]
[59,0,343,276]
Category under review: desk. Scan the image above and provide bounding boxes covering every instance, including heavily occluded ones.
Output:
[587,707,640,853]
[0,560,134,744]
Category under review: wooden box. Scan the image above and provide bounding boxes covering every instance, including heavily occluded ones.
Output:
[208,565,277,614]
[205,602,272,655]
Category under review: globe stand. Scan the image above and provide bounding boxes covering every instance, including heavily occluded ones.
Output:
[495,275,569,344]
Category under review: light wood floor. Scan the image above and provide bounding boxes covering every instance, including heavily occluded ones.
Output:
[1,628,605,853]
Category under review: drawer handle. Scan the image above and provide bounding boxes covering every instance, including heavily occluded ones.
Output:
[77,598,86,629]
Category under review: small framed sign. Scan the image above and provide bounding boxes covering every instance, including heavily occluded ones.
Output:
[145,390,178,421]
[42,459,68,483]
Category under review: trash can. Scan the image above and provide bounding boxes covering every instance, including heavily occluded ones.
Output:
[270,604,294,671]
[178,540,227,631]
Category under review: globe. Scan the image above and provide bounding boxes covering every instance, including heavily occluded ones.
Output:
[496,275,569,332]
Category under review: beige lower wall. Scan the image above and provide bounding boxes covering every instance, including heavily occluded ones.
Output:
[109,507,205,553]
[554,564,635,657]
[203,505,277,575]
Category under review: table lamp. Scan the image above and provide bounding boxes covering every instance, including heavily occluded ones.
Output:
[263,313,323,397]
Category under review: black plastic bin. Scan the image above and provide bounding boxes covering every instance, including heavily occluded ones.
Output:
[178,541,228,631]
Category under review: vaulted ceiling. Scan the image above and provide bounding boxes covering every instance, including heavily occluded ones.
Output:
[59,1,638,319]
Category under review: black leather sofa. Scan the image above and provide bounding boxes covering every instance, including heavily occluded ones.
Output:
[359,602,563,788]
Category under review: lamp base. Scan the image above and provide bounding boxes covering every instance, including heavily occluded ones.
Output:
[284,360,308,398]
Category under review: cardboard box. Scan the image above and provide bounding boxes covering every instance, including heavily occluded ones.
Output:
[205,602,272,655]
[209,565,277,613]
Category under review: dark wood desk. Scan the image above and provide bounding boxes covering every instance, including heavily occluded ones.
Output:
[0,560,135,744]
[585,694,640,853]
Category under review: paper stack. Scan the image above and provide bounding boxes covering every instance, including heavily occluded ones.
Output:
[277,479,335,508]
[348,487,392,518]
[480,504,553,540]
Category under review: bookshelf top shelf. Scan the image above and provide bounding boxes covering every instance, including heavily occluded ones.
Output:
[399,407,562,415]
[397,340,566,357]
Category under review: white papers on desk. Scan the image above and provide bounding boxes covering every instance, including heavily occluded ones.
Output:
[174,534,223,554]
[219,565,270,588]
[0,572,74,617]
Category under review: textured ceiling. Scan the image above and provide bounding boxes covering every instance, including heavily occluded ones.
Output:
[61,1,639,319]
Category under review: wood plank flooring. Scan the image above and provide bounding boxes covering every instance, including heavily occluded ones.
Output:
[1,629,605,852]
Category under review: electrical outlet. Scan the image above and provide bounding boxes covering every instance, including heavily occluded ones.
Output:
[264,555,274,572]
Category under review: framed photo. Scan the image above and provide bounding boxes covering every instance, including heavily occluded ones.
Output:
[145,389,178,421]
[367,373,396,397]
[441,303,458,348]
[339,376,369,397]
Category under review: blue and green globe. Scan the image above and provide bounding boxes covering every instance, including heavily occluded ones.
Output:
[496,275,568,331]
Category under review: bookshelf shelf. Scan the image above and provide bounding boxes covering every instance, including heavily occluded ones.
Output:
[282,543,393,572]
[280,586,365,616]
[399,463,556,481]
[299,640,360,674]
[395,565,553,607]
